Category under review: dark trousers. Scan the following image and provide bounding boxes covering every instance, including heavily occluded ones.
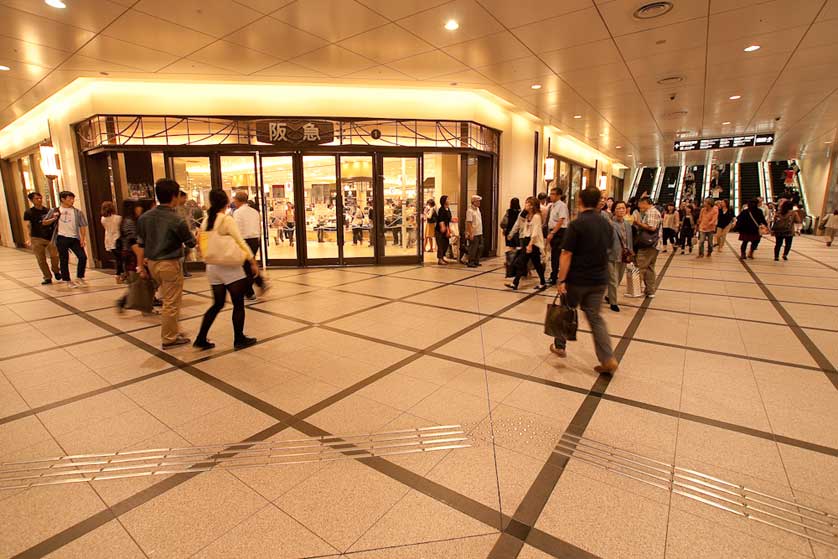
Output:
[662,227,677,248]
[467,234,483,265]
[678,228,694,251]
[391,227,402,246]
[740,238,761,257]
[243,238,263,297]
[352,227,363,244]
[512,246,546,286]
[553,283,613,364]
[55,235,86,281]
[549,229,565,282]
[196,277,249,344]
[111,249,124,275]
[436,230,450,259]
[774,235,793,258]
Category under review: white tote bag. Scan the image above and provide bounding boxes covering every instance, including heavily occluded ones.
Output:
[200,214,246,266]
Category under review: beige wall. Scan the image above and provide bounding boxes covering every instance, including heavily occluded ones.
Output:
[799,153,836,217]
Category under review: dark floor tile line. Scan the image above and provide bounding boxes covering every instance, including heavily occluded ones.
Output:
[664,272,838,291]
[762,235,838,272]
[729,242,838,390]
[486,251,678,559]
[658,286,838,308]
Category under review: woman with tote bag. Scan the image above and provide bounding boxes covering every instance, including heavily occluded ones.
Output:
[194,190,259,351]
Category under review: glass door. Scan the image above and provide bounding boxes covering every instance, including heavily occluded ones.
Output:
[301,155,339,264]
[220,154,261,261]
[261,155,298,264]
[380,155,421,261]
[340,155,375,262]
[170,155,212,263]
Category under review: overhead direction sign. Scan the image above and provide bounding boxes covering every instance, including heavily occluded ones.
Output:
[674,133,774,152]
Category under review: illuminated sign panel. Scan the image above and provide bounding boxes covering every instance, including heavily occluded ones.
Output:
[674,134,774,152]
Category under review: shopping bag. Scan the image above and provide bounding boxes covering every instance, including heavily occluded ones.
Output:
[504,250,517,277]
[123,272,155,313]
[544,293,578,341]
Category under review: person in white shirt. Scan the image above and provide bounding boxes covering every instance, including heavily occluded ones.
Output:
[545,187,569,284]
[505,196,548,290]
[41,191,88,287]
[464,195,484,268]
[232,191,266,301]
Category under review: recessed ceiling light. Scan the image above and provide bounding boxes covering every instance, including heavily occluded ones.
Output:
[628,154,633,157]
[633,2,674,19]
[444,19,459,31]
[616,145,622,149]
[826,141,832,144]
[530,84,542,90]
[0,65,10,71]
[729,95,741,100]
[744,45,761,52]
[722,121,731,125]
[573,114,582,119]
[45,0,66,7]
[657,75,683,85]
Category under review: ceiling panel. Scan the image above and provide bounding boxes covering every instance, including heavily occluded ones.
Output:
[432,69,494,85]
[387,50,469,80]
[540,40,622,75]
[616,19,707,61]
[103,10,216,57]
[597,0,709,37]
[477,55,554,84]
[59,54,144,73]
[156,58,231,75]
[397,0,504,48]
[709,0,822,42]
[355,0,449,21]
[512,8,609,54]
[0,36,70,68]
[627,48,705,82]
[251,61,330,78]
[0,5,96,51]
[0,0,127,33]
[76,36,179,72]
[0,61,50,82]
[272,0,388,42]
[134,0,263,37]
[338,23,434,64]
[443,32,532,68]
[225,17,328,60]
[190,40,281,74]
[292,45,378,77]
[478,0,591,29]
[342,65,413,81]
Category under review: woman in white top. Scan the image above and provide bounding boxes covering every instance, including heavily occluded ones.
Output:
[505,196,547,291]
[100,201,123,281]
[824,209,838,247]
[194,190,259,351]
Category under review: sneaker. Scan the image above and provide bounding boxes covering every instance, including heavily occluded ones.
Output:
[534,283,547,291]
[193,339,216,351]
[504,283,518,291]
[234,336,257,350]
[41,279,52,285]
[549,344,566,358]
[246,294,260,303]
[610,304,620,312]
[467,264,478,268]
[162,335,191,349]
[594,357,619,374]
[74,278,87,286]
[624,292,643,298]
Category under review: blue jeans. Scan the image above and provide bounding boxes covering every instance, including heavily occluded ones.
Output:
[698,231,714,256]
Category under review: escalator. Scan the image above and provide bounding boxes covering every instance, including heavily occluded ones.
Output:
[684,165,704,202]
[769,161,795,202]
[635,167,656,199]
[738,162,761,205]
[709,164,731,200]
[657,166,680,205]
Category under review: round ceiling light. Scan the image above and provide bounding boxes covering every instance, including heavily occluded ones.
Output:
[616,145,623,149]
[444,19,459,31]
[722,121,731,125]
[633,2,674,19]
[729,95,741,100]
[657,75,683,85]
[530,84,542,90]
[573,114,582,119]
[0,65,10,71]
[45,0,66,7]
[744,45,761,52]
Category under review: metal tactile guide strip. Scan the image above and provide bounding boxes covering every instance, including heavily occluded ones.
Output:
[0,425,470,491]
[554,433,838,549]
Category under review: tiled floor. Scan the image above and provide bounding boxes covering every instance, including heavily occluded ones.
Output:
[0,235,837,558]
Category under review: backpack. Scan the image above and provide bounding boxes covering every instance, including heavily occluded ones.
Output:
[771,213,794,235]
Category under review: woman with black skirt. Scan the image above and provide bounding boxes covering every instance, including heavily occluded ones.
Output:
[435,195,452,265]
[734,199,768,260]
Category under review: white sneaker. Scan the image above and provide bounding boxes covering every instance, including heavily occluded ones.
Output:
[646,293,656,299]
[69,281,80,289]
[624,292,643,298]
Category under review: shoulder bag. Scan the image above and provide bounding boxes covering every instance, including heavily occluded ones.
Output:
[200,214,247,266]
[616,222,634,263]
[749,211,770,236]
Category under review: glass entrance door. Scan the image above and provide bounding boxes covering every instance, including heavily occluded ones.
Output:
[260,155,298,264]
[301,155,339,263]
[380,156,421,261]
[340,155,375,262]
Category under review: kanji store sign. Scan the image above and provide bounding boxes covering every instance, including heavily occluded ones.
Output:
[254,119,335,145]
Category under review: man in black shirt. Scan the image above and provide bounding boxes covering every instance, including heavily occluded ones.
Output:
[551,188,618,374]
[22,192,60,285]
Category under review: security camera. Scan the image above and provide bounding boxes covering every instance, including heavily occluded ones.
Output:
[775,116,782,121]
[669,94,676,101]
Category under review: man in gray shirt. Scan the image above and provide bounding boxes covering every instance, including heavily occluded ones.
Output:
[545,187,569,284]
[136,179,196,349]
[465,195,483,268]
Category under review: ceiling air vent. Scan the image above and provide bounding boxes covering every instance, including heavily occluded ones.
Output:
[633,1,674,19]
[663,110,689,119]
[657,75,683,85]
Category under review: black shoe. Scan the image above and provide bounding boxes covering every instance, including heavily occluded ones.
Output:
[234,336,257,350]
[41,279,52,285]
[610,304,620,312]
[153,298,163,307]
[54,272,61,281]
[782,255,788,260]
[604,296,610,304]
[504,283,518,291]
[467,264,478,268]
[183,272,193,278]
[774,257,779,261]
[193,339,216,351]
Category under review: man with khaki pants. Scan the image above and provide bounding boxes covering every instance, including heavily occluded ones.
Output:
[23,192,60,285]
[135,179,196,349]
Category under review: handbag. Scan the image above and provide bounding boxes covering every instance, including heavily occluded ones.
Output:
[123,271,155,313]
[635,227,659,249]
[748,211,770,236]
[199,214,247,266]
[616,223,634,263]
[544,293,578,341]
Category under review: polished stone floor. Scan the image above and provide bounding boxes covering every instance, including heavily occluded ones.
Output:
[0,235,836,558]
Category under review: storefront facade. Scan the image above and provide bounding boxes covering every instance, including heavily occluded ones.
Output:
[75,115,499,268]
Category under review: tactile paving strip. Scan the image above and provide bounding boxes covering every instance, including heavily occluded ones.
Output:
[554,432,838,549]
[0,425,469,490]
